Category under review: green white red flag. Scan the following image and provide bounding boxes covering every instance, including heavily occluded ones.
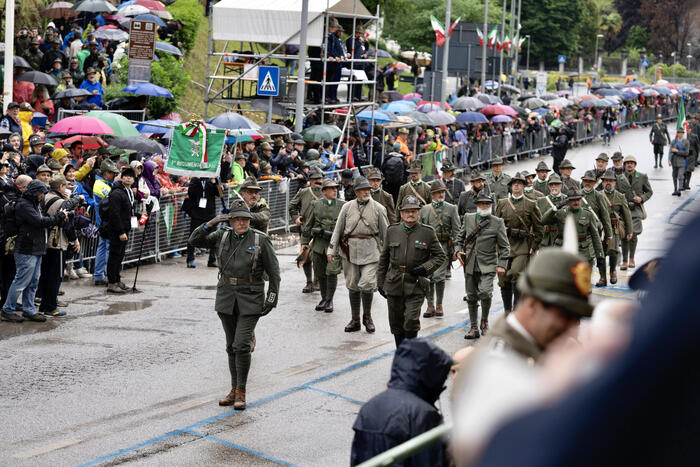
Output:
[487,26,498,50]
[430,15,446,46]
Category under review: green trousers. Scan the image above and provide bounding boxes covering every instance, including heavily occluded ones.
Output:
[387,293,424,335]
[218,307,259,389]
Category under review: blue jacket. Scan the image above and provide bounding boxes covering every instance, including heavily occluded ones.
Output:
[79,80,104,107]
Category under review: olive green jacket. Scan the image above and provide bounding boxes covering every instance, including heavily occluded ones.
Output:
[482,316,543,364]
[622,170,653,222]
[371,188,398,224]
[602,189,633,253]
[455,213,510,274]
[581,189,613,240]
[189,225,281,316]
[250,199,270,233]
[541,206,604,260]
[301,198,345,254]
[561,176,580,196]
[495,195,543,256]
[524,187,545,200]
[536,193,568,247]
[533,178,550,196]
[486,172,512,201]
[396,180,431,209]
[289,186,322,221]
[419,201,461,245]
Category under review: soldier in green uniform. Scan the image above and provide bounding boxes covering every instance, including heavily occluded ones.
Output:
[592,153,609,188]
[457,171,494,216]
[455,193,509,339]
[536,174,567,247]
[189,200,281,410]
[533,161,551,196]
[495,172,543,314]
[301,179,345,313]
[650,113,671,168]
[290,168,324,293]
[541,190,604,267]
[669,127,690,196]
[559,159,580,195]
[238,177,270,233]
[600,170,633,285]
[521,170,545,200]
[620,155,652,270]
[367,168,398,224]
[485,157,511,201]
[580,170,613,285]
[419,180,461,318]
[611,152,632,197]
[377,196,446,347]
[441,160,466,204]
[396,159,431,209]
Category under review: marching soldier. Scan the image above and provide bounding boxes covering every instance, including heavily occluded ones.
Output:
[238,177,270,233]
[536,174,567,247]
[669,127,690,196]
[581,170,613,285]
[419,180,461,318]
[592,153,609,188]
[301,179,345,313]
[533,160,551,195]
[611,152,632,197]
[621,155,653,270]
[521,170,545,200]
[440,160,466,204]
[455,193,509,339]
[495,172,543,315]
[396,159,431,209]
[485,157,511,201]
[541,190,604,268]
[328,177,389,333]
[649,113,671,168]
[559,159,580,195]
[367,168,398,224]
[290,168,324,293]
[189,200,281,410]
[600,170,633,285]
[458,171,494,216]
[377,196,446,348]
[686,114,700,190]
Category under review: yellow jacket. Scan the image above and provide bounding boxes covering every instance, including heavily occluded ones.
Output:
[19,110,33,155]
[75,162,93,182]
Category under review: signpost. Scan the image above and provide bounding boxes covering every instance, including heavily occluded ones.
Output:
[535,71,547,97]
[128,20,156,85]
[558,55,566,73]
[257,66,279,124]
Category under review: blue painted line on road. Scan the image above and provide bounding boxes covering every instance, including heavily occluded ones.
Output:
[303,385,366,405]
[186,430,299,466]
[75,430,186,467]
[664,186,700,224]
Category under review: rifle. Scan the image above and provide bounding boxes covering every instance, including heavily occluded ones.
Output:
[458,218,490,268]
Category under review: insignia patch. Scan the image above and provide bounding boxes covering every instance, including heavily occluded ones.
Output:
[247,246,256,250]
[570,261,592,296]
[414,240,426,247]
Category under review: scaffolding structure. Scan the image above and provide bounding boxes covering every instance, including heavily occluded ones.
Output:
[203,0,384,160]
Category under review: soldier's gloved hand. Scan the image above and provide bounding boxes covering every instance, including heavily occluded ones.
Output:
[596,257,605,268]
[410,265,428,277]
[261,291,277,316]
[555,199,568,209]
[206,214,230,228]
[377,287,387,298]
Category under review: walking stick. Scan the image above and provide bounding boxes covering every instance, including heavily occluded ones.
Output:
[132,200,154,293]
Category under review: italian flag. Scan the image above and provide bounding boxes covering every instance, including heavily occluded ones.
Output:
[518,36,526,51]
[677,97,688,133]
[448,17,461,36]
[476,27,484,46]
[487,26,498,50]
[503,34,511,52]
[430,15,446,47]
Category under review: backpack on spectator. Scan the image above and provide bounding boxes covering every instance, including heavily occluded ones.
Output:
[382,154,405,186]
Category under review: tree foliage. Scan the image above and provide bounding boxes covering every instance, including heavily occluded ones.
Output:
[640,0,697,57]
[576,0,601,56]
[613,0,642,48]
[519,0,585,67]
[626,25,649,50]
[166,0,204,54]
[599,10,621,53]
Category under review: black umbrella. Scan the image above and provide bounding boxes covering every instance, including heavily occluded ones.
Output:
[591,82,614,90]
[260,123,292,135]
[1,55,32,69]
[16,71,58,86]
[51,88,93,100]
[108,136,167,154]
[518,93,538,101]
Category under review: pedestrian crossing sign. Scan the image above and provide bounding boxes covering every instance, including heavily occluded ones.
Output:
[257,66,279,97]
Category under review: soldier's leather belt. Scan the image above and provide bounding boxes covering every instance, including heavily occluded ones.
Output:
[611,218,619,225]
[437,234,450,242]
[390,264,407,272]
[544,226,558,232]
[578,236,587,242]
[348,234,373,239]
[222,276,263,285]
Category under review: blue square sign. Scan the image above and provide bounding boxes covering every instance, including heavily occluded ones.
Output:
[558,55,566,64]
[257,66,279,97]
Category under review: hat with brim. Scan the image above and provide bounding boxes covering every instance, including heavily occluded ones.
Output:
[474,193,494,204]
[36,164,53,175]
[535,161,550,172]
[623,155,637,165]
[367,170,382,180]
[441,160,455,171]
[429,180,447,193]
[508,172,527,186]
[309,168,324,180]
[407,161,422,173]
[611,152,623,161]
[517,248,593,317]
[559,159,575,169]
[321,178,339,189]
[354,176,371,191]
[240,176,262,191]
[490,157,504,166]
[293,139,305,145]
[7,102,19,110]
[601,169,617,181]
[229,200,252,219]
[581,171,596,182]
[521,170,533,179]
[399,195,421,211]
[596,153,609,162]
[566,190,583,200]
[548,173,563,185]
[468,171,485,182]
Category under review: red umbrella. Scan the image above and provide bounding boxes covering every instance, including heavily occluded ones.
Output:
[135,0,167,11]
[50,116,116,135]
[388,62,410,72]
[55,135,107,149]
[479,104,517,116]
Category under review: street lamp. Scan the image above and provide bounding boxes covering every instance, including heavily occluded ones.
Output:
[688,42,692,70]
[594,33,604,71]
[525,34,530,71]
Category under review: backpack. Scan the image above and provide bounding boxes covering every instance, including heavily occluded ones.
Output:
[2,197,18,237]
[98,195,110,223]
[382,154,405,186]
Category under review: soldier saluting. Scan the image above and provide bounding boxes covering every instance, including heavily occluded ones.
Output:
[377,196,446,348]
[189,200,281,410]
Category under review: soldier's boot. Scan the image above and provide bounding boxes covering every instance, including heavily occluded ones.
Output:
[425,282,436,315]
[596,262,607,287]
[513,287,521,308]
[480,298,492,335]
[404,330,418,339]
[302,281,314,293]
[673,178,680,196]
[434,282,445,316]
[394,333,405,348]
[324,275,337,313]
[423,305,436,318]
[620,240,629,270]
[361,292,375,333]
[465,325,480,339]
[345,291,362,332]
[465,303,480,339]
[313,280,320,291]
[315,278,328,310]
[302,261,313,293]
[219,388,237,406]
[233,388,246,411]
[628,235,638,268]
[684,171,691,190]
[501,285,513,315]
[609,255,618,284]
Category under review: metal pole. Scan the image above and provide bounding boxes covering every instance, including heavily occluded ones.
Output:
[467,44,471,81]
[440,0,451,108]
[267,96,273,124]
[481,0,488,88]
[204,2,213,118]
[369,5,380,163]
[3,0,15,113]
[594,35,599,71]
[526,35,530,71]
[513,0,522,81]
[294,0,309,133]
[498,0,506,95]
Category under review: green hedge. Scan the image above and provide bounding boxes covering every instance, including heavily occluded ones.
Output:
[166,0,204,54]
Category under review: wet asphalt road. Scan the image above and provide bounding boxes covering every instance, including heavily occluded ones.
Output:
[1,126,698,467]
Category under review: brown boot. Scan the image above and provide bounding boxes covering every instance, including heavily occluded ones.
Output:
[234,388,246,410]
[620,261,628,271]
[610,270,617,284]
[251,334,256,353]
[435,304,444,317]
[629,258,636,268]
[344,318,361,332]
[362,314,376,333]
[464,325,480,340]
[219,388,237,406]
[313,280,320,291]
[480,318,489,336]
[595,276,607,287]
[423,305,436,318]
[302,282,314,293]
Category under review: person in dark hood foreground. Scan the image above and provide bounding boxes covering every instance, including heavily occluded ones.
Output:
[351,338,452,466]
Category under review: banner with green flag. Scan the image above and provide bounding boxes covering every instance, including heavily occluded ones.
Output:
[677,97,687,132]
[166,121,227,178]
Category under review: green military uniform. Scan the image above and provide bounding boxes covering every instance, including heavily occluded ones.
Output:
[600,170,633,285]
[620,156,653,268]
[533,161,551,196]
[485,158,512,201]
[377,196,446,347]
[301,179,345,313]
[494,173,543,313]
[289,168,324,290]
[367,169,398,224]
[521,170,545,201]
[457,171,495,216]
[455,192,510,339]
[441,160,467,204]
[614,168,632,198]
[419,180,461,315]
[559,159,580,195]
[541,191,604,264]
[239,177,270,233]
[581,172,613,239]
[396,160,431,209]
[536,174,568,247]
[188,201,281,409]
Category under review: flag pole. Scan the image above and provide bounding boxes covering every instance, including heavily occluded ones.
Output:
[481,0,488,89]
[440,0,451,109]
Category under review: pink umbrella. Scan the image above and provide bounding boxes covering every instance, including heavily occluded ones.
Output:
[103,14,125,21]
[50,116,116,135]
[479,104,517,117]
[403,93,422,100]
[97,24,118,30]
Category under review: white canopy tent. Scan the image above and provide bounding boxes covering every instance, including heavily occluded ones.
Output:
[212,0,372,46]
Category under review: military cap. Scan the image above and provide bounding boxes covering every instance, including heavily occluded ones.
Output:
[392,142,402,151]
[474,192,494,204]
[100,159,118,174]
[596,152,609,162]
[508,172,527,186]
[29,134,43,146]
[566,189,583,200]
[259,160,271,172]
[297,160,309,169]
[355,24,365,34]
[61,71,71,78]
[240,176,261,191]
[49,174,67,189]
[341,168,353,181]
[261,134,273,144]
[406,160,422,173]
[31,37,40,45]
[259,142,273,151]
[234,152,246,161]
[353,176,371,191]
[291,132,303,141]
[429,179,447,193]
[490,156,504,166]
[677,127,685,134]
[399,195,421,211]
[329,17,341,28]
[559,159,575,169]
[293,138,305,145]
[468,171,485,182]
[398,128,409,134]
[6,102,19,110]
[309,168,324,179]
[535,161,550,172]
[548,173,563,184]
[441,160,455,171]
[306,148,320,160]
[52,37,61,45]
[623,155,637,165]
[601,169,617,180]
[367,169,383,180]
[520,170,534,179]
[53,57,63,64]
[581,170,597,182]
[628,258,662,291]
[229,199,252,219]
[321,178,339,189]
[36,164,53,175]
[611,152,623,161]
[517,248,594,317]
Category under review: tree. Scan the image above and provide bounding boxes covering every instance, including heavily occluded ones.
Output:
[576,0,601,56]
[519,0,585,67]
[613,0,642,48]
[626,25,650,50]
[640,0,698,58]
[599,10,622,53]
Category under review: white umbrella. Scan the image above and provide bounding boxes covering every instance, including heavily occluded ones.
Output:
[119,4,150,16]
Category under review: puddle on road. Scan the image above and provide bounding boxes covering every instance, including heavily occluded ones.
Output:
[188,285,216,291]
[89,299,156,316]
